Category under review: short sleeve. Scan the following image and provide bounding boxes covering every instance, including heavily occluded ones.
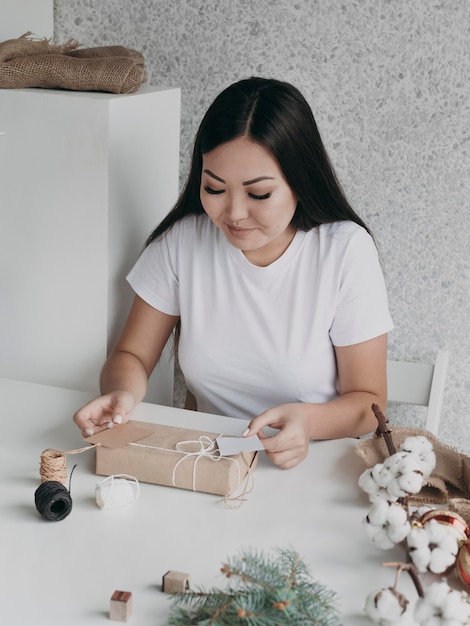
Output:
[126,232,180,316]
[329,227,394,346]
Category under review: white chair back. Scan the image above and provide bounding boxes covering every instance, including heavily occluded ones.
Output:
[386,349,449,435]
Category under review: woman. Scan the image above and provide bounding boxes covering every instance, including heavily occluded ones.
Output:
[73,77,393,469]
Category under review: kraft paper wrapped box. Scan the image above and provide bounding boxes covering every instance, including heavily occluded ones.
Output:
[87,420,258,497]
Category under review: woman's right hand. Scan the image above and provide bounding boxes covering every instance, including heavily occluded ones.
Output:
[73,297,179,438]
[73,390,136,438]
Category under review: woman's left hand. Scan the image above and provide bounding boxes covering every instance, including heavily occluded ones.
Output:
[243,403,311,469]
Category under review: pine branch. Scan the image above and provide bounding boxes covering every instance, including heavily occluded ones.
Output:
[166,548,341,626]
[287,550,301,588]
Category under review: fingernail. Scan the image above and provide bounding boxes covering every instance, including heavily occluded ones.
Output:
[107,422,114,429]
[85,428,94,437]
[242,428,250,437]
[113,414,122,424]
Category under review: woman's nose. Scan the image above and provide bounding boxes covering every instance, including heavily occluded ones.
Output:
[225,195,249,221]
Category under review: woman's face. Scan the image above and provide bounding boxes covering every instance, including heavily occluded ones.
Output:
[201,136,298,266]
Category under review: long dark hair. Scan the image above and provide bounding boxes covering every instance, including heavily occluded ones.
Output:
[146,76,369,245]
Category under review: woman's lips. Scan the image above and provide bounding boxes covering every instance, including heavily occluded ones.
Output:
[227,224,253,237]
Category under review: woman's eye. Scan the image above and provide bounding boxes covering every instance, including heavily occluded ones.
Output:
[204,185,224,195]
[248,192,272,200]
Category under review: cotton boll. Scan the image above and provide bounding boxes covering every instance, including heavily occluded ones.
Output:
[400,436,433,456]
[374,463,398,489]
[364,504,397,550]
[359,466,380,492]
[382,453,409,482]
[400,436,436,478]
[378,452,425,499]
[359,450,427,502]
[387,453,425,496]
[428,546,459,575]
[408,532,433,573]
[408,520,459,574]
[414,580,470,625]
[441,587,470,622]
[394,467,425,496]
[364,527,396,550]
[426,521,459,573]
[387,511,412,544]
[364,587,411,625]
[396,473,424,496]
[359,466,397,503]
[364,501,411,550]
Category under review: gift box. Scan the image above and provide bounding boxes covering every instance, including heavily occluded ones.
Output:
[89,420,258,497]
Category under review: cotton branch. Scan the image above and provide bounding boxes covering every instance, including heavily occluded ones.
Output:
[371,403,397,456]
[382,561,425,598]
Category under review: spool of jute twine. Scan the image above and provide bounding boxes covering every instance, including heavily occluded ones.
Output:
[35,445,95,522]
[40,448,68,485]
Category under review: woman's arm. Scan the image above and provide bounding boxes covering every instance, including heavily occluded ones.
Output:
[243,333,388,469]
[73,296,179,436]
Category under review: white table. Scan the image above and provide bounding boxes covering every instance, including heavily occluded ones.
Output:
[1,377,414,625]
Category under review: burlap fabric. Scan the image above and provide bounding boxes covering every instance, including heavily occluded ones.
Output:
[356,427,470,526]
[0,33,146,94]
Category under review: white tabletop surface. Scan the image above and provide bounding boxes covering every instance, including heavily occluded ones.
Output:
[1,377,414,625]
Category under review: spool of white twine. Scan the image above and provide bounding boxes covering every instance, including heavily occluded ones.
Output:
[95,474,140,510]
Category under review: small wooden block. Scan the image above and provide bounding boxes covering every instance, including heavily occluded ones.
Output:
[110,590,132,622]
[162,570,190,594]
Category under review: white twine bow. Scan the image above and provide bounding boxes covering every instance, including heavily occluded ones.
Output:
[130,434,241,493]
[172,436,241,491]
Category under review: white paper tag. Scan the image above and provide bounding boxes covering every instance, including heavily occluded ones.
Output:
[216,434,264,456]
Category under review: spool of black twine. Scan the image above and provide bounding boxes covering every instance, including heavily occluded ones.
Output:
[34,458,77,522]
[34,480,73,521]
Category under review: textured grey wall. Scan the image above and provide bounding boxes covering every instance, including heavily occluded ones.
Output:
[54,0,470,452]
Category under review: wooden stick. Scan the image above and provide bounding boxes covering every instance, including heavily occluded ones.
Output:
[371,404,397,456]
[382,562,424,598]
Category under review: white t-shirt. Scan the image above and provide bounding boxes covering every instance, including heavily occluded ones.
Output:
[127,214,393,420]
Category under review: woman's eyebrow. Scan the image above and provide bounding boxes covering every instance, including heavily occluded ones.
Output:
[202,170,275,186]
[242,176,275,186]
[203,169,225,183]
